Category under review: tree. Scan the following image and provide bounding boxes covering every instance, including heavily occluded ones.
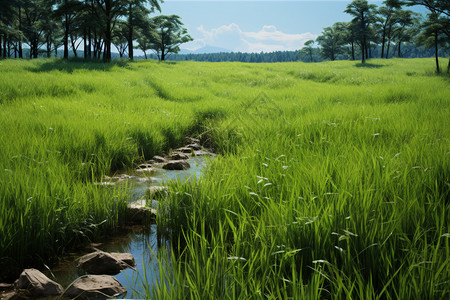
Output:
[112,20,128,57]
[299,40,315,62]
[378,0,403,58]
[345,0,377,63]
[406,0,450,72]
[124,0,161,60]
[148,15,193,61]
[55,1,85,59]
[392,10,420,57]
[317,24,345,61]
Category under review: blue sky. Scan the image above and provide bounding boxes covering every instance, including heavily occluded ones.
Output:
[156,1,425,53]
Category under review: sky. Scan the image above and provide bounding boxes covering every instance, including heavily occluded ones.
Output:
[154,0,426,53]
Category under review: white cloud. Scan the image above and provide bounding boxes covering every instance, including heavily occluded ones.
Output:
[183,23,318,53]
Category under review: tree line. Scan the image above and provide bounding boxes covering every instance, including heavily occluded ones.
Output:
[306,0,449,73]
[0,0,192,61]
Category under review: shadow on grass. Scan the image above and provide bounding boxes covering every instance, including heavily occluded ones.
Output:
[355,62,385,68]
[27,57,131,73]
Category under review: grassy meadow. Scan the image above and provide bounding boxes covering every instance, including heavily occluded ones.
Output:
[0,58,449,298]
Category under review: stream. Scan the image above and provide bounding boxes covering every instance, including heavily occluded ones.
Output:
[46,155,210,299]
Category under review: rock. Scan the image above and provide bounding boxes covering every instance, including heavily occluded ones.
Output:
[186,137,200,144]
[127,203,157,224]
[14,268,63,297]
[168,152,189,160]
[135,167,156,175]
[95,181,115,186]
[137,163,153,169]
[110,253,135,268]
[194,150,215,157]
[162,160,190,170]
[77,251,134,275]
[186,143,202,150]
[64,275,126,300]
[0,283,13,291]
[177,147,193,154]
[147,186,168,198]
[152,155,166,163]
[1,289,30,300]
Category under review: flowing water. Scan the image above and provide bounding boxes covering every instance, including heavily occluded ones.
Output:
[46,155,210,299]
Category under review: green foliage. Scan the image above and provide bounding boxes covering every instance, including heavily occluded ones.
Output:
[0,58,449,297]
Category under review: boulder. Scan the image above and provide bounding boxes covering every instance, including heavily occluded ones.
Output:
[77,251,134,275]
[110,253,135,268]
[186,137,200,144]
[152,155,166,163]
[194,150,215,156]
[1,289,30,300]
[64,275,126,300]
[162,160,190,170]
[177,147,193,154]
[135,167,156,175]
[147,186,168,198]
[186,143,202,150]
[127,203,157,224]
[168,152,189,160]
[14,268,63,297]
[0,283,13,291]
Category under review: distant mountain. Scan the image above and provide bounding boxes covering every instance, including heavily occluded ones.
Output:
[179,46,231,54]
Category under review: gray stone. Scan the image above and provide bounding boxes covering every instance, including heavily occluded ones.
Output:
[148,186,168,198]
[77,251,133,275]
[14,268,63,297]
[168,152,189,160]
[152,155,166,163]
[110,253,136,268]
[127,203,157,224]
[135,167,156,174]
[64,275,126,300]
[162,160,190,170]
[177,147,193,154]
[186,143,202,150]
[186,137,200,144]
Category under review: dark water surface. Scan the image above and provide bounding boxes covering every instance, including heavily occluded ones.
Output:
[47,155,210,298]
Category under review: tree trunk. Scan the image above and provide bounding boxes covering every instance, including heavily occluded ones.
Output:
[18,6,23,58]
[144,50,147,59]
[398,41,401,58]
[0,35,3,58]
[128,3,133,60]
[47,35,51,57]
[64,12,69,59]
[88,29,92,58]
[84,30,87,59]
[386,39,391,59]
[381,27,386,58]
[104,0,112,62]
[447,57,449,73]
[351,41,355,61]
[434,30,440,73]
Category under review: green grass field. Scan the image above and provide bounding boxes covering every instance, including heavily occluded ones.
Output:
[0,58,448,298]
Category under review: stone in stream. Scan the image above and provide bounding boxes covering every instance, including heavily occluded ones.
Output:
[14,268,63,297]
[152,155,167,163]
[135,167,156,175]
[185,137,200,144]
[127,203,157,224]
[77,251,135,275]
[147,186,168,199]
[64,275,126,300]
[186,143,202,150]
[162,160,190,170]
[168,152,189,160]
[177,147,193,154]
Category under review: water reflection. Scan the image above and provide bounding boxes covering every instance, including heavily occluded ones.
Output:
[48,155,209,298]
